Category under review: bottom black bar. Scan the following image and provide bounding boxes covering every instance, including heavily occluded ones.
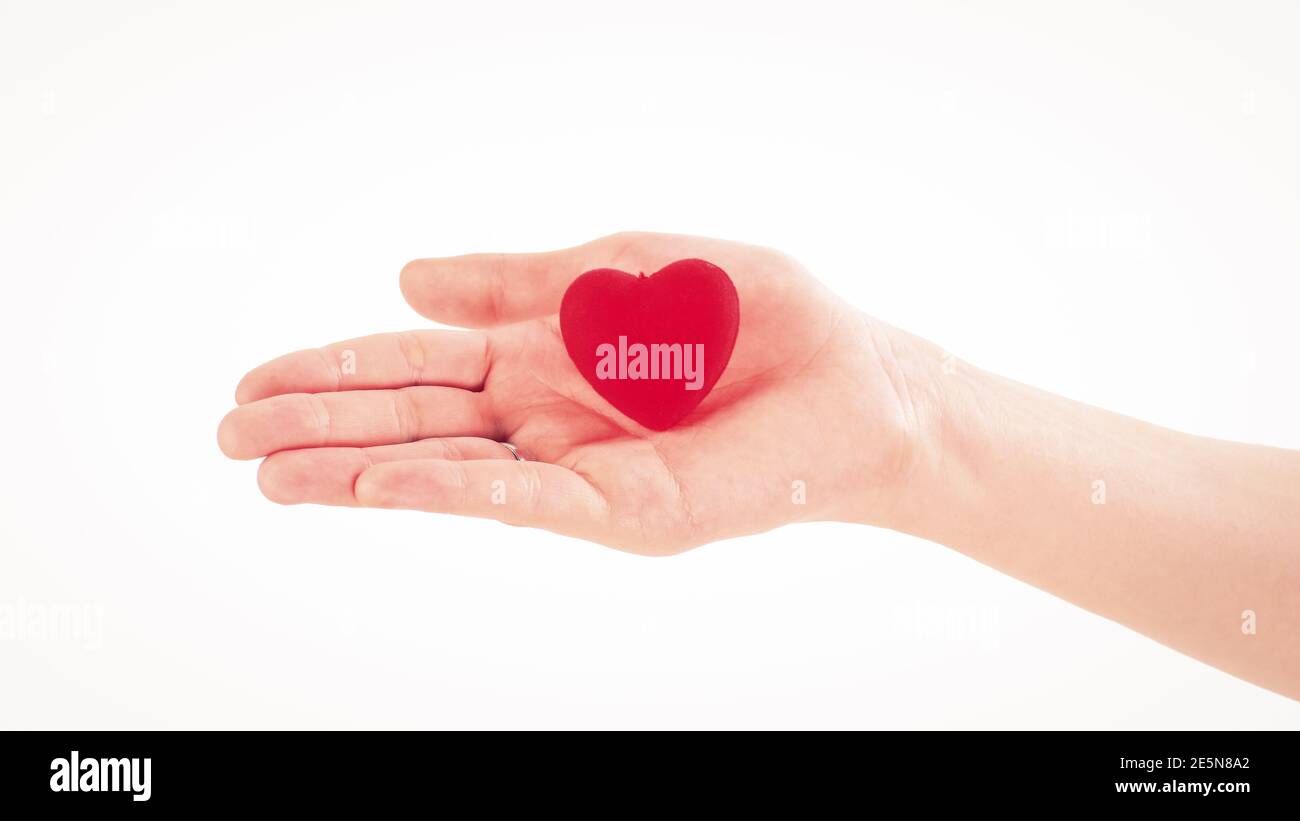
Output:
[0,730,1287,809]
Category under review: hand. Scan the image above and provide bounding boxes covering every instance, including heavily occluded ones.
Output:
[218,232,922,554]
[217,231,1300,697]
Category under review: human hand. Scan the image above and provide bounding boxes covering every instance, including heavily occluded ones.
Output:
[217,230,1300,697]
[218,232,923,554]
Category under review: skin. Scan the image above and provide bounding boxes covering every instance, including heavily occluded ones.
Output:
[218,231,1300,701]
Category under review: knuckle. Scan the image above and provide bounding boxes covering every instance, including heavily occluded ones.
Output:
[390,389,421,443]
[304,394,333,445]
[315,347,344,390]
[435,438,463,460]
[520,464,545,516]
[430,460,470,507]
[486,253,511,320]
[395,331,427,384]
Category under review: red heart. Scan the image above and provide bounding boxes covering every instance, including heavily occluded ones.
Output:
[559,259,740,431]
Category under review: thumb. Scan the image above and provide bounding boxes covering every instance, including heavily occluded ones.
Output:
[399,235,629,328]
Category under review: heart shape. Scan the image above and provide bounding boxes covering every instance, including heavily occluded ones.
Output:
[559,259,740,431]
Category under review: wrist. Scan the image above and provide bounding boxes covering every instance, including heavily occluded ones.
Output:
[834,317,978,535]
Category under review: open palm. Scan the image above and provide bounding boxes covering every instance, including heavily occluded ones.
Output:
[219,232,915,553]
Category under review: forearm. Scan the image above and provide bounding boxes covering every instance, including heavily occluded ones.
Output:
[870,325,1300,700]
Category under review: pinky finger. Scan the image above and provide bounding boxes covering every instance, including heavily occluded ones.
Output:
[354,459,613,545]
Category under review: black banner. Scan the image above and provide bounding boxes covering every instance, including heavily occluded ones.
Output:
[0,730,1287,809]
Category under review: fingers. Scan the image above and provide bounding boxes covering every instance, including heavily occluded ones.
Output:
[258,437,515,506]
[399,233,645,327]
[355,458,612,542]
[218,387,496,460]
[235,329,489,405]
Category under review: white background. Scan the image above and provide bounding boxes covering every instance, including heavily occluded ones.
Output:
[2,0,1298,728]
